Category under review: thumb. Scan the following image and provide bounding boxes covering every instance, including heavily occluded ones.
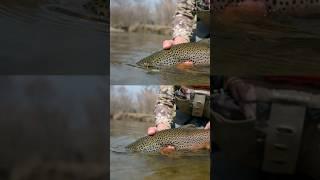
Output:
[147,127,157,136]
[205,122,210,129]
[163,40,174,49]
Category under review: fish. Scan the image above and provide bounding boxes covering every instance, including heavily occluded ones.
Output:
[136,42,210,69]
[212,0,320,17]
[126,128,210,154]
[83,0,107,17]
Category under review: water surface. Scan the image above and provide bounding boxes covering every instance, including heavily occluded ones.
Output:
[110,32,210,85]
[110,120,210,180]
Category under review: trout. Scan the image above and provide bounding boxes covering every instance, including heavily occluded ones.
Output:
[212,0,320,17]
[136,42,210,69]
[126,128,210,153]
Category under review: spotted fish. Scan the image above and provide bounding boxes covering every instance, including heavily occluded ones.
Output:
[83,0,107,17]
[212,0,320,17]
[136,42,210,69]
[126,128,210,153]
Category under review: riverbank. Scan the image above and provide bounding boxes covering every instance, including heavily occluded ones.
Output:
[110,112,154,123]
[110,24,171,35]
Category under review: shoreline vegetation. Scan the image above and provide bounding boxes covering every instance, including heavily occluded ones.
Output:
[110,0,175,35]
[111,112,154,122]
[110,24,171,35]
[110,86,158,122]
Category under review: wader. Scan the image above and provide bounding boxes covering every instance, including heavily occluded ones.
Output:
[192,10,210,42]
[212,78,320,179]
[172,87,210,128]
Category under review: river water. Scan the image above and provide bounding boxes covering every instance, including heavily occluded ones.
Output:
[0,0,107,74]
[110,120,210,180]
[110,32,210,85]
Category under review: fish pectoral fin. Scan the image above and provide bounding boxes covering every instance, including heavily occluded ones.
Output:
[176,60,194,70]
[190,142,211,152]
[160,145,176,155]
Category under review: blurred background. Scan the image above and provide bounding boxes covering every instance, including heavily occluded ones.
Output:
[0,0,107,74]
[110,0,176,34]
[0,76,108,180]
[110,85,159,122]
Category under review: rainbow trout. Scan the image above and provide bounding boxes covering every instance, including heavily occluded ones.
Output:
[212,0,320,17]
[126,128,210,153]
[136,42,210,69]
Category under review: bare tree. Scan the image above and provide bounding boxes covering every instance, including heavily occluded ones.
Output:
[136,86,158,114]
[110,0,176,27]
[154,0,176,25]
[110,86,135,114]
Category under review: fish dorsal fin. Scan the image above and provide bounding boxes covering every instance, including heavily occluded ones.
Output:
[178,124,197,129]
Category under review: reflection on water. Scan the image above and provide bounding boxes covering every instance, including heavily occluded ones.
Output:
[110,120,210,180]
[0,0,107,74]
[110,32,210,85]
[212,12,320,75]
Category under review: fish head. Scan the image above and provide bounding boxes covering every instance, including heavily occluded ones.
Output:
[126,138,159,153]
[136,59,153,68]
[136,55,160,69]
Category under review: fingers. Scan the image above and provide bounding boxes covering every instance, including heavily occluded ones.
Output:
[148,123,170,136]
[205,122,210,129]
[163,40,174,49]
[156,123,169,131]
[160,145,176,155]
[147,127,157,136]
[173,36,189,44]
[162,37,188,50]
[167,145,175,150]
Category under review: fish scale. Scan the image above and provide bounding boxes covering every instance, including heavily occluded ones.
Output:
[126,128,210,153]
[136,42,210,69]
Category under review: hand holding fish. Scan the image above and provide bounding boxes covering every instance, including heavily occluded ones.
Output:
[162,36,189,50]
[147,123,176,154]
[147,123,170,136]
[160,36,199,68]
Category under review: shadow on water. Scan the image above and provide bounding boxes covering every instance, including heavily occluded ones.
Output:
[110,32,210,85]
[110,120,210,180]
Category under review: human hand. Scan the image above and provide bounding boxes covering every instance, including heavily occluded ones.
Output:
[162,36,189,50]
[205,122,210,129]
[148,123,175,153]
[147,123,170,136]
[162,36,193,68]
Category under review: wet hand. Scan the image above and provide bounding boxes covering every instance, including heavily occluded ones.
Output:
[162,36,193,68]
[162,36,189,50]
[148,123,175,152]
[147,123,169,136]
[205,122,210,129]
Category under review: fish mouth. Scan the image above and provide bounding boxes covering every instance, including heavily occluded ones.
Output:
[136,61,157,69]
